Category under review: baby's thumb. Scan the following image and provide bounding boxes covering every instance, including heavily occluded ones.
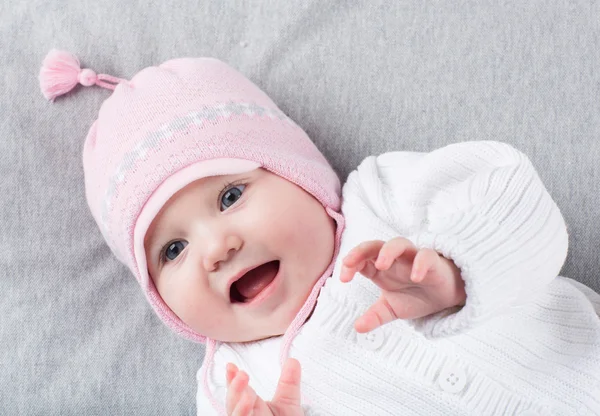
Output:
[272,358,302,407]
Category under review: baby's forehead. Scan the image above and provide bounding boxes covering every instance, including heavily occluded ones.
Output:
[145,169,267,233]
[171,170,256,199]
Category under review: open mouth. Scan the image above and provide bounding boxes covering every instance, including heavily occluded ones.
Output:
[230,260,280,304]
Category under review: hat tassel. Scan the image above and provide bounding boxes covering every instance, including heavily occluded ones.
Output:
[39,49,125,101]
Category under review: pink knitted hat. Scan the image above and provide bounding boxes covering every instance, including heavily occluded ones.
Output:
[39,50,344,343]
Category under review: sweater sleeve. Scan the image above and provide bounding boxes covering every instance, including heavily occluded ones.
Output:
[369,141,569,337]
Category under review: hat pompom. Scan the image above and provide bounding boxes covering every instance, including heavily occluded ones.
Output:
[39,49,87,101]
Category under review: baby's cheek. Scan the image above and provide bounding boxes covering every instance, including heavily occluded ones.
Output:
[163,279,209,326]
[180,295,230,336]
[259,204,298,242]
[294,212,329,251]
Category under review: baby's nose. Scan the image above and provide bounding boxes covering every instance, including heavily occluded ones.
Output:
[202,235,242,272]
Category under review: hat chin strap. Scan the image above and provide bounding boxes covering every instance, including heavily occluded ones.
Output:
[202,338,227,415]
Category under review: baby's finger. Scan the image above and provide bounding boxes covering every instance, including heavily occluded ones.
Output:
[232,387,258,416]
[359,293,436,325]
[340,241,384,283]
[226,370,250,416]
[375,237,416,270]
[354,296,398,333]
[339,263,358,283]
[341,259,380,283]
[342,241,384,268]
[411,248,440,283]
[226,362,238,387]
[273,358,302,406]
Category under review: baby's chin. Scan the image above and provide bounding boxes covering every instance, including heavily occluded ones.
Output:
[219,327,287,344]
[220,305,316,343]
[229,317,296,343]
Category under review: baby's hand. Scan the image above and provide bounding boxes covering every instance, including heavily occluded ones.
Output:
[225,358,304,416]
[340,237,466,333]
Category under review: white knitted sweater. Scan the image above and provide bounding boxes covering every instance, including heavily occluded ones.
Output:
[197,141,600,415]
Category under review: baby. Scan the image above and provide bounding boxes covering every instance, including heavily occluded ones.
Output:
[40,50,600,416]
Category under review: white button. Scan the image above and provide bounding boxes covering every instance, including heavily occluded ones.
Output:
[357,330,384,350]
[438,364,467,394]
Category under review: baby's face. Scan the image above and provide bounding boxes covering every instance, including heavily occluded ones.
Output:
[144,168,336,342]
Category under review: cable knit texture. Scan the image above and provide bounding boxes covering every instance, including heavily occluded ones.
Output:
[197,141,600,415]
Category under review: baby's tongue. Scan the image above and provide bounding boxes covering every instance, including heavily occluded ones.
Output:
[236,261,278,300]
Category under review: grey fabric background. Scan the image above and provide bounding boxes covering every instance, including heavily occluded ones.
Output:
[1,0,599,414]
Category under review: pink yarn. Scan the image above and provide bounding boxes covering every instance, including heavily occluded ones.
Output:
[39,49,82,101]
[39,49,125,100]
[78,68,98,87]
[202,339,227,415]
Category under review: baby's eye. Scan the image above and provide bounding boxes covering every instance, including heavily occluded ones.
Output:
[220,184,246,211]
[163,240,188,262]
